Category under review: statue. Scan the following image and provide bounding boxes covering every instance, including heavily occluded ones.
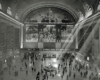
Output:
[83,2,93,18]
[0,2,2,9]
[15,13,18,19]
[97,1,100,11]
[41,8,57,23]
[7,7,12,16]
[77,10,84,22]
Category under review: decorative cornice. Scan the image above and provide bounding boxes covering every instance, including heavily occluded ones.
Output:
[0,11,24,27]
[19,1,79,22]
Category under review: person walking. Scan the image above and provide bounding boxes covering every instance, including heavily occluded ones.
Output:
[74,73,75,79]
[61,74,63,80]
[25,62,27,69]
[69,71,71,77]
[67,75,69,80]
[47,75,48,80]
[81,71,82,77]
[26,70,28,75]
[32,67,33,74]
[33,61,34,66]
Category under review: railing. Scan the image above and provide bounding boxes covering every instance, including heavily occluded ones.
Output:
[78,16,98,50]
[59,11,100,56]
[79,18,100,56]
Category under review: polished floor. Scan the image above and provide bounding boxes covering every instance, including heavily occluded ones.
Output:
[0,52,97,80]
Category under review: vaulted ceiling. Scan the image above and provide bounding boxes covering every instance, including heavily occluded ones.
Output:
[1,0,99,22]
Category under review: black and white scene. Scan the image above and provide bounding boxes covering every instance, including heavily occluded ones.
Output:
[0,0,100,80]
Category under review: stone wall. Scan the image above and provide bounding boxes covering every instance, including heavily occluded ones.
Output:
[0,22,20,71]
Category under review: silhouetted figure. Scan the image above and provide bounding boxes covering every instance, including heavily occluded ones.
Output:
[84,72,86,77]
[41,68,43,73]
[61,74,63,80]
[47,75,48,80]
[34,68,36,72]
[81,71,82,77]
[25,62,27,69]
[20,67,23,71]
[37,72,40,76]
[36,72,40,80]
[32,67,33,73]
[74,73,75,79]
[15,71,18,76]
[69,71,71,77]
[33,61,34,65]
[26,70,28,75]
[67,75,68,80]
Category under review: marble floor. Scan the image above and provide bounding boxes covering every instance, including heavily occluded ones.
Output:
[0,52,97,80]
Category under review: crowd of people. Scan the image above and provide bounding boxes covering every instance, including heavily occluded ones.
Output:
[0,51,100,80]
[21,52,56,80]
[22,51,99,80]
[57,53,99,80]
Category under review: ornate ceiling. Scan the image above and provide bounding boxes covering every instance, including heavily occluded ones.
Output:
[1,0,99,22]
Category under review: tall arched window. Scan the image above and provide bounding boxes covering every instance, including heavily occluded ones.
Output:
[7,7,12,16]
[0,2,2,9]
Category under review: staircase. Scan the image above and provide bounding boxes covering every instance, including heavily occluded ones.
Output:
[59,12,100,59]
[79,18,100,56]
[60,19,86,54]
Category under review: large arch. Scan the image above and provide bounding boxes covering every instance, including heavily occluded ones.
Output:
[19,2,79,22]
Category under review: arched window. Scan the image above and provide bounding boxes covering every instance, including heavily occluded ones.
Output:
[15,13,18,19]
[7,7,12,16]
[0,2,2,9]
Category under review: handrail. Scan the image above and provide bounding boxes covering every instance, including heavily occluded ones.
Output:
[79,18,100,55]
